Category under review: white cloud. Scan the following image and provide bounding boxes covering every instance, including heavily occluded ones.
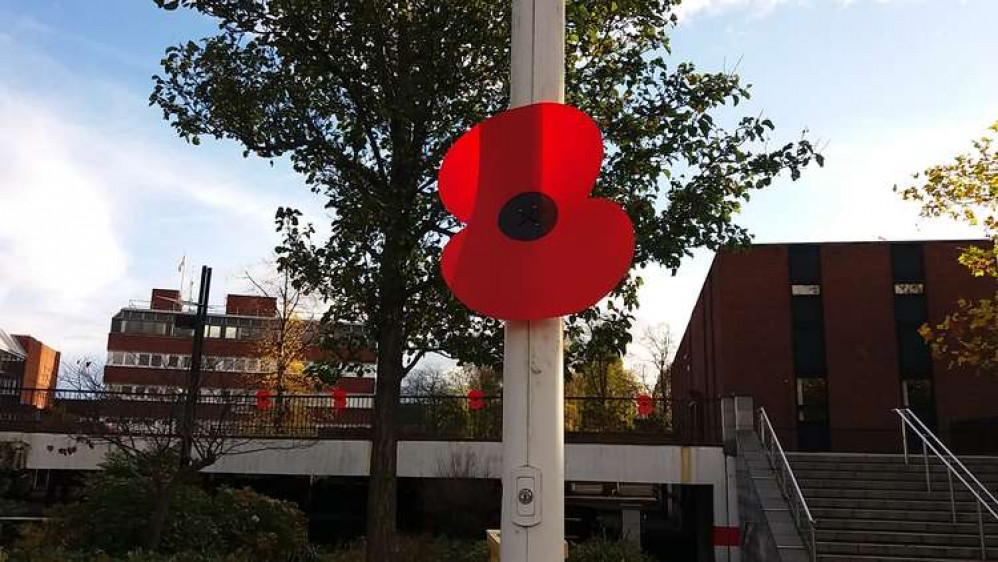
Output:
[0,92,127,303]
[0,47,298,357]
[673,0,917,22]
[675,0,796,21]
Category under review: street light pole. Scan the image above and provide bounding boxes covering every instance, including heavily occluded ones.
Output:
[178,265,211,468]
[501,1,566,560]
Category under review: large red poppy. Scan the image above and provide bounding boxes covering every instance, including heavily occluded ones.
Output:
[438,102,634,320]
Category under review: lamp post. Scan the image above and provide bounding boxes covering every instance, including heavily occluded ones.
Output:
[501,1,566,560]
[175,265,212,468]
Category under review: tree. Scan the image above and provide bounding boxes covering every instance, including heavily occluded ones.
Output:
[565,357,642,432]
[148,2,821,557]
[635,323,674,398]
[245,266,322,397]
[898,121,998,375]
[60,356,106,392]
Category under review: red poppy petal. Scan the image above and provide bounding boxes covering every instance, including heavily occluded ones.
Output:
[439,103,603,223]
[441,198,634,320]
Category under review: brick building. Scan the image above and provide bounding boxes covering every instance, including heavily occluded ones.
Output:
[673,240,998,453]
[103,289,376,396]
[0,328,61,408]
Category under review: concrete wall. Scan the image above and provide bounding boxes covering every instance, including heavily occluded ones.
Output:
[2,432,726,484]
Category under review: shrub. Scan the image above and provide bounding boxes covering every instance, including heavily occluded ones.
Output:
[19,452,309,561]
[568,536,655,562]
[320,536,488,562]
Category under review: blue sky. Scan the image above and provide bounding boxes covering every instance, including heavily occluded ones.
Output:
[1,0,996,366]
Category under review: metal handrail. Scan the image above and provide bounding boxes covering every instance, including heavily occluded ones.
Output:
[894,408,998,561]
[757,407,817,562]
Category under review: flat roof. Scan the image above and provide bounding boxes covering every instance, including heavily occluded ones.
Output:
[0,328,26,359]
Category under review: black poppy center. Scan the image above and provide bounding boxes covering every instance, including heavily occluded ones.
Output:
[498,192,558,241]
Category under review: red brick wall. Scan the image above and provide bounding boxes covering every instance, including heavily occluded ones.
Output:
[13,335,60,408]
[104,366,376,393]
[108,333,263,356]
[924,242,998,432]
[225,294,277,317]
[673,246,796,436]
[712,246,796,433]
[151,289,181,311]
[821,243,899,451]
[673,240,998,453]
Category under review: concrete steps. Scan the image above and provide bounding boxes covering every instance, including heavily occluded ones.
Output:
[787,452,998,561]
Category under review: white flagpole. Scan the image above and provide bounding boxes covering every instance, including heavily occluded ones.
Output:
[501,1,565,561]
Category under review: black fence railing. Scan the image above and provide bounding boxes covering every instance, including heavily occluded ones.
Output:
[0,388,721,445]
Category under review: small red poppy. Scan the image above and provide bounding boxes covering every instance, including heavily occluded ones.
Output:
[331,387,348,411]
[467,389,486,411]
[438,102,634,320]
[255,389,272,410]
[636,394,654,417]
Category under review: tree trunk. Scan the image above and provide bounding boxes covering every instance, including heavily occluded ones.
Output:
[147,482,172,551]
[366,242,407,562]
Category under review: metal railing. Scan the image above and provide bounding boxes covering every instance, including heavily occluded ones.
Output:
[894,408,998,561]
[0,388,720,445]
[757,407,817,562]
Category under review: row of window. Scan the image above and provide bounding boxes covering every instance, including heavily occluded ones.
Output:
[795,376,934,423]
[112,309,366,342]
[112,319,268,340]
[105,384,256,397]
[106,351,277,373]
[103,385,374,406]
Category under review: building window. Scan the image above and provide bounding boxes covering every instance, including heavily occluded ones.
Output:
[792,297,827,376]
[138,353,150,367]
[167,355,179,368]
[206,325,221,339]
[233,358,245,372]
[891,243,925,283]
[181,356,191,369]
[788,244,821,284]
[797,377,829,423]
[224,326,238,339]
[902,378,932,408]
[150,354,163,367]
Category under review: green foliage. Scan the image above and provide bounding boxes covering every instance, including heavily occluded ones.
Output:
[900,121,998,375]
[568,536,655,562]
[319,536,488,562]
[149,0,821,373]
[19,452,308,561]
[565,358,644,431]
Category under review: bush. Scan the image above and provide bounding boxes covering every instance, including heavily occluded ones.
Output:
[18,452,309,561]
[568,536,655,562]
[320,536,488,562]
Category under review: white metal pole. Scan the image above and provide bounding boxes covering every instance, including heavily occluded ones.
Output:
[501,1,566,561]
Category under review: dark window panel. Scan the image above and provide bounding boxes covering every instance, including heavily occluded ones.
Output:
[891,243,925,283]
[791,296,824,326]
[894,294,928,324]
[897,326,933,376]
[793,326,827,375]
[788,244,822,284]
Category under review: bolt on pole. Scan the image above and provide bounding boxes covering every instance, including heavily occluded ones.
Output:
[501,1,566,561]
